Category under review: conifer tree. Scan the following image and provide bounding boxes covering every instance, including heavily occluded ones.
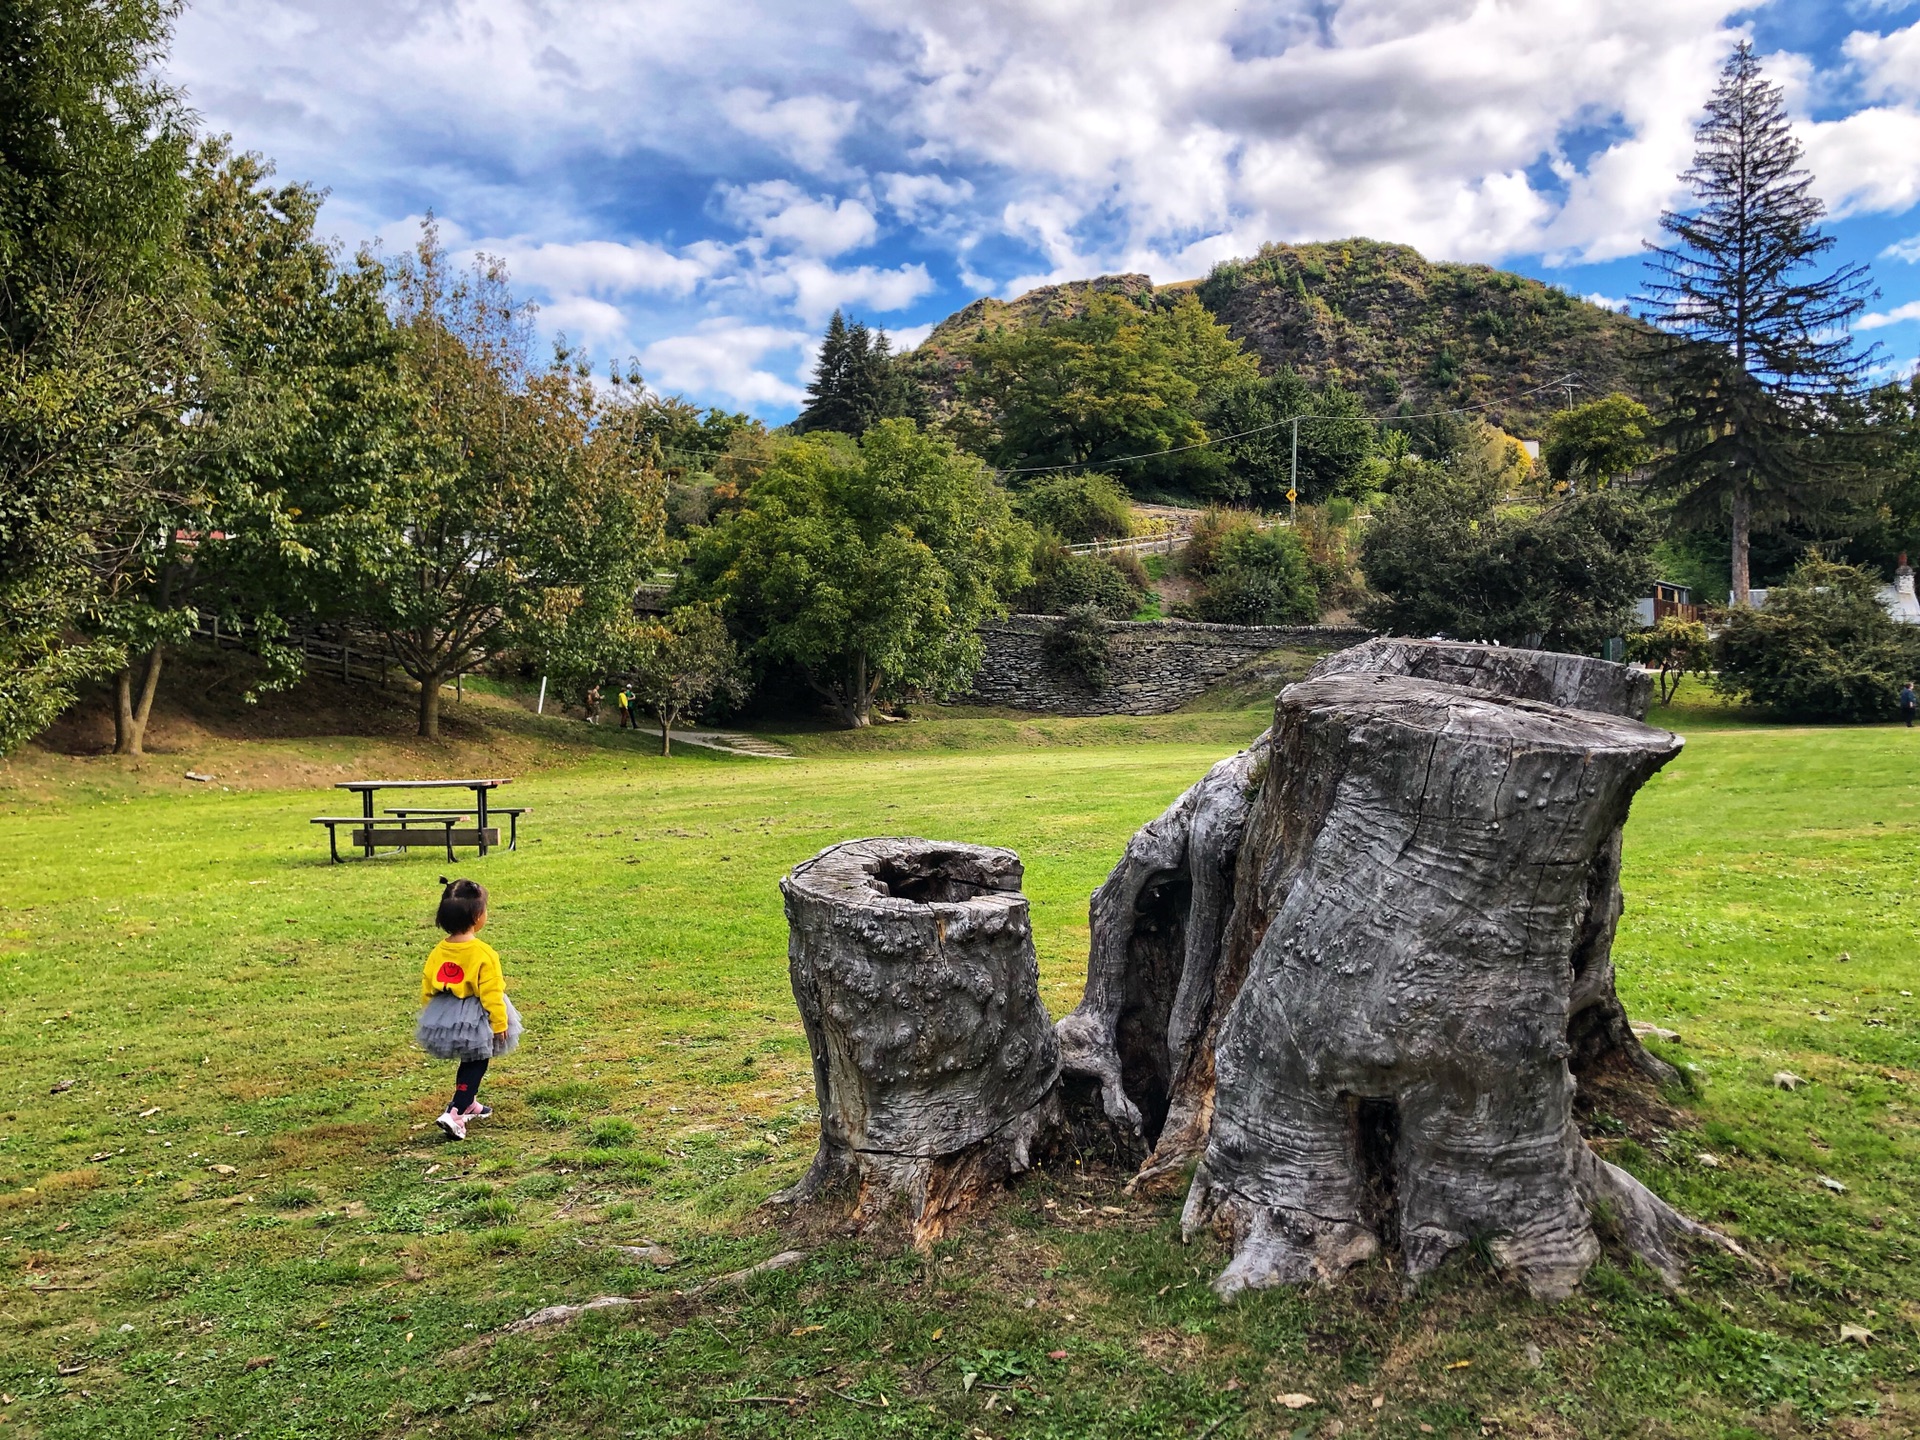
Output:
[795,309,926,435]
[1638,41,1876,604]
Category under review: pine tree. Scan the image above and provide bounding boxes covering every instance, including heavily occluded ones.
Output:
[796,310,926,435]
[1638,41,1876,604]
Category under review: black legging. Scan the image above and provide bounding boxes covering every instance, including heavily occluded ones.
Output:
[451,1058,488,1112]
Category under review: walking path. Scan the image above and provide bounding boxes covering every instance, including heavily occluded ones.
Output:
[671,729,798,759]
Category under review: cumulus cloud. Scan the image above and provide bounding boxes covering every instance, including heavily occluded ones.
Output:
[765,257,935,323]
[639,320,813,406]
[719,180,878,257]
[878,171,975,221]
[1885,233,1920,262]
[721,89,861,174]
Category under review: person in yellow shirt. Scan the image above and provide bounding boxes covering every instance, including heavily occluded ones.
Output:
[414,877,522,1140]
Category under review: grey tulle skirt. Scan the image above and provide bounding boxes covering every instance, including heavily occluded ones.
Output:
[415,993,522,1061]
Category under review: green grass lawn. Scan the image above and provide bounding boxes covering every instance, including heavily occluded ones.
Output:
[0,698,1916,1438]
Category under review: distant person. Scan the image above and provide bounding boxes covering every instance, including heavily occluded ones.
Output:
[584,684,602,724]
[1902,682,1917,728]
[415,877,522,1141]
[619,684,638,729]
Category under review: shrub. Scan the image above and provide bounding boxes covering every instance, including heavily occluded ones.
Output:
[1190,523,1320,626]
[1021,539,1145,619]
[1015,473,1135,543]
[1712,554,1920,721]
[1043,605,1113,690]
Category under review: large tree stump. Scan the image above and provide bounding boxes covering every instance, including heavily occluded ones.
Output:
[775,838,1060,1244]
[1059,638,1676,1192]
[1180,674,1734,1300]
[1055,737,1266,1160]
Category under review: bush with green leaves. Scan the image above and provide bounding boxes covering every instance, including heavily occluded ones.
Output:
[1020,540,1145,619]
[1712,554,1920,721]
[1184,514,1319,625]
[1358,470,1655,652]
[1042,605,1114,690]
[1014,473,1135,543]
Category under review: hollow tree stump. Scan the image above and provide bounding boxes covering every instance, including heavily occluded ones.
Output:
[775,838,1060,1244]
[1180,674,1734,1300]
[1059,638,1675,1193]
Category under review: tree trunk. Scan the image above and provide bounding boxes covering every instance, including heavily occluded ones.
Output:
[418,674,443,738]
[111,646,165,756]
[1180,673,1740,1300]
[1730,480,1752,606]
[659,716,671,756]
[1059,638,1678,1197]
[775,838,1061,1245]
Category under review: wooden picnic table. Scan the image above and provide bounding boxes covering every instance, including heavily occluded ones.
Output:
[333,778,513,860]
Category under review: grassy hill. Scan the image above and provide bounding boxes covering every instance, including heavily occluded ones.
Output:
[912,239,1652,438]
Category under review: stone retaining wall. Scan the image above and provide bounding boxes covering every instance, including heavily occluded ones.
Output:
[962,615,1374,716]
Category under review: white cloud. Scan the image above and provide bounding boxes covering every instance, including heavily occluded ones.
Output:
[721,88,860,174]
[1584,293,1631,312]
[1859,300,1920,330]
[878,171,974,221]
[639,320,813,406]
[719,180,878,257]
[881,321,934,352]
[1803,106,1920,217]
[1885,233,1920,262]
[498,238,715,297]
[765,257,935,323]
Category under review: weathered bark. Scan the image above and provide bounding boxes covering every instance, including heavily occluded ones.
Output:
[1308,639,1677,1090]
[775,838,1061,1244]
[1062,639,1679,1197]
[1055,736,1266,1165]
[111,646,165,756]
[1179,674,1737,1300]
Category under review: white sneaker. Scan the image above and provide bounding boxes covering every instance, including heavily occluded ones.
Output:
[435,1107,468,1141]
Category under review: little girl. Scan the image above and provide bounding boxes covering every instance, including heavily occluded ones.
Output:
[415,877,522,1140]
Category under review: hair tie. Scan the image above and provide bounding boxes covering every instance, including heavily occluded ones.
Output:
[438,875,451,886]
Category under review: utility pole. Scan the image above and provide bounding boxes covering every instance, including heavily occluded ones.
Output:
[1288,416,1299,524]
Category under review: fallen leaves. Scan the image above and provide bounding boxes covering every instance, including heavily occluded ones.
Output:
[244,1356,275,1371]
[1840,1324,1874,1346]
[1772,1071,1806,1091]
[208,1164,237,1176]
[1818,1175,1848,1194]
[1276,1392,1316,1409]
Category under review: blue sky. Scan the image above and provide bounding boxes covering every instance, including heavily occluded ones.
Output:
[167,0,1920,423]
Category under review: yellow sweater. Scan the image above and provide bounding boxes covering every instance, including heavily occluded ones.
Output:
[421,938,508,1033]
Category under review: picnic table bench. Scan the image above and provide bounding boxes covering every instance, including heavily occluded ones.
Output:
[313,778,524,863]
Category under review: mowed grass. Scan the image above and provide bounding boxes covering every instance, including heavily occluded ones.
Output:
[0,700,1915,1439]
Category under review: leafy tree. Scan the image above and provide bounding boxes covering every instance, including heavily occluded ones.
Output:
[1639,41,1875,606]
[795,310,926,436]
[1541,393,1653,492]
[1625,615,1710,704]
[0,0,198,755]
[88,140,416,755]
[1359,470,1656,652]
[1712,553,1920,720]
[1184,513,1319,625]
[1014,472,1134,543]
[959,293,1257,494]
[1212,369,1374,505]
[622,603,745,755]
[1019,538,1144,619]
[682,420,1029,726]
[360,225,665,738]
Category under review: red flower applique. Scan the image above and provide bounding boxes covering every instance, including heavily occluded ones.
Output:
[435,961,466,985]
